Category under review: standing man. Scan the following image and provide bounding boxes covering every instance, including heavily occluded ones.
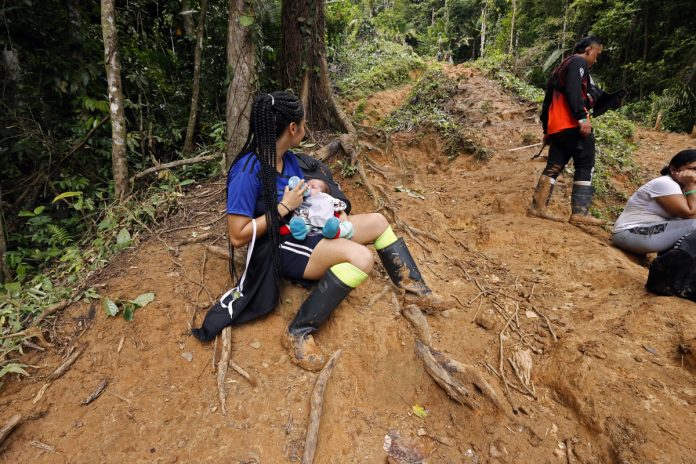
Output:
[529,36,605,225]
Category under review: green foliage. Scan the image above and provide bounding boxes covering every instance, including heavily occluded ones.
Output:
[382,69,489,160]
[103,292,155,321]
[333,40,425,99]
[591,112,641,212]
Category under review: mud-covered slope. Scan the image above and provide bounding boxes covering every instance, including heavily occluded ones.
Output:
[1,65,695,464]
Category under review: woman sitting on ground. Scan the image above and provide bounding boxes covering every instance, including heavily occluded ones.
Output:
[613,149,696,254]
[226,91,450,372]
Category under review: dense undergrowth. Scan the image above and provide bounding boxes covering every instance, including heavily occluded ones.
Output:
[0,159,220,384]
[381,68,490,160]
[332,39,425,100]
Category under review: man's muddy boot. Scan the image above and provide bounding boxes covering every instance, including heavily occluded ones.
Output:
[284,264,365,371]
[377,237,455,312]
[528,175,563,221]
[568,184,605,226]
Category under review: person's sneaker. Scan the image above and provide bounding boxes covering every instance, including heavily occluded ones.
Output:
[282,330,325,372]
[569,213,605,226]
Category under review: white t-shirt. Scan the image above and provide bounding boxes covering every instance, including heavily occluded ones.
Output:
[293,192,347,232]
[614,176,684,232]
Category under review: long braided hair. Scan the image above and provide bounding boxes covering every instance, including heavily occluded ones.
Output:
[228,91,305,281]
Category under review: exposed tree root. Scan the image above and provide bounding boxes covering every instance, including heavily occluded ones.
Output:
[302,350,342,464]
[416,340,504,411]
[0,414,21,446]
[216,327,232,415]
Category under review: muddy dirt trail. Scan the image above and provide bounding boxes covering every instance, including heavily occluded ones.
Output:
[1,65,695,464]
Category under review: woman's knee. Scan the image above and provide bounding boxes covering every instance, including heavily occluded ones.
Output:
[348,245,374,274]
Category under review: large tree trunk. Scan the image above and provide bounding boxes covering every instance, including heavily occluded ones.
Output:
[183,0,209,155]
[225,0,257,170]
[101,0,129,201]
[279,0,354,134]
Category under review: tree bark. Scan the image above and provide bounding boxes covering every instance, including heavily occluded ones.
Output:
[0,187,11,283]
[101,0,129,201]
[225,0,257,170]
[183,0,209,155]
[479,2,487,59]
[509,0,516,55]
[181,0,196,37]
[280,0,354,134]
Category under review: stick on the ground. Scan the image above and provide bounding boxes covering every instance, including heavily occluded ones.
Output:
[81,379,108,405]
[508,142,543,152]
[206,244,230,260]
[179,232,213,246]
[302,350,342,464]
[131,153,218,181]
[0,414,21,446]
[48,348,83,381]
[32,300,70,327]
[229,359,257,386]
[217,327,232,415]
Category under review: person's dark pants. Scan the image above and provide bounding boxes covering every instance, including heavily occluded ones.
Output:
[542,128,595,183]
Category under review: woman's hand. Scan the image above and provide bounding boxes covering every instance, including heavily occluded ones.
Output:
[673,170,696,189]
[280,180,307,211]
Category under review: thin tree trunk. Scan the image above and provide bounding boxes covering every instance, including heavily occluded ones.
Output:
[0,187,11,283]
[560,0,568,64]
[101,0,129,201]
[480,3,487,59]
[181,0,196,37]
[280,0,354,134]
[225,0,257,170]
[183,0,209,155]
[509,0,516,54]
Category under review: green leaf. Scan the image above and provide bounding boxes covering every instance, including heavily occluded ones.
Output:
[2,282,21,298]
[178,179,195,186]
[239,15,254,27]
[116,228,132,247]
[103,298,119,317]
[18,210,35,217]
[52,191,83,203]
[0,363,30,378]
[130,292,155,308]
[543,49,564,73]
[33,205,46,215]
[123,303,136,321]
[411,404,428,419]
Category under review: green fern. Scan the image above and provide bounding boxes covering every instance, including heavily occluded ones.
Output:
[47,224,72,246]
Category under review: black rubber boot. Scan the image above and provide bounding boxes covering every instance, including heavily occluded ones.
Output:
[569,184,604,226]
[377,237,430,295]
[283,269,352,371]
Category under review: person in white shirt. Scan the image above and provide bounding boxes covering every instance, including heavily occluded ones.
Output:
[613,149,696,254]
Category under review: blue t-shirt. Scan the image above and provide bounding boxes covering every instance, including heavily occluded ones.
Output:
[226,151,304,217]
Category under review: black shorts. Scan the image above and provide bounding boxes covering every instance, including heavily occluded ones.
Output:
[279,234,324,280]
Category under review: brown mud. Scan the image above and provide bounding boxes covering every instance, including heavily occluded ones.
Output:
[1,65,695,463]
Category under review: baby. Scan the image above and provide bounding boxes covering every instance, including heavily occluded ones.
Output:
[286,177,354,241]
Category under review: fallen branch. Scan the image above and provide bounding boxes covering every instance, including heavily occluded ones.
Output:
[178,232,213,246]
[302,350,342,464]
[48,347,83,381]
[0,414,21,446]
[229,359,256,386]
[32,300,70,326]
[366,285,390,309]
[206,244,230,260]
[217,327,232,415]
[131,152,219,181]
[81,379,108,405]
